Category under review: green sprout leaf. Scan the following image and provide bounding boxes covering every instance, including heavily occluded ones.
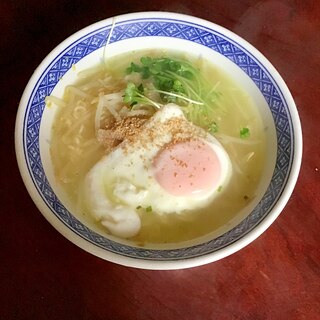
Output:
[208,122,218,134]
[123,82,161,109]
[240,127,250,139]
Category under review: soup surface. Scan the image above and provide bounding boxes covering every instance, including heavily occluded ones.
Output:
[48,49,266,245]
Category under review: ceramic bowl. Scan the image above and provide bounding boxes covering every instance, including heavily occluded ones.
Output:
[15,12,302,269]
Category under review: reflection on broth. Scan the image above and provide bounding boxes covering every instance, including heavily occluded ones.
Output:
[48,50,266,245]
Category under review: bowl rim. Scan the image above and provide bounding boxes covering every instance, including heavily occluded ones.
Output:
[15,11,302,270]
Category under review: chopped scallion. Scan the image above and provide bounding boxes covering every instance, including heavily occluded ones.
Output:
[240,127,250,139]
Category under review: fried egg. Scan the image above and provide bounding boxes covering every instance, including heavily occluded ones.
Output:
[84,104,232,238]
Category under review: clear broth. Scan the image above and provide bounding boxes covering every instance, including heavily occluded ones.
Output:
[50,50,266,246]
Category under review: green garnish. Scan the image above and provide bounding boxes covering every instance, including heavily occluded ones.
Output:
[126,57,201,106]
[217,185,223,192]
[124,56,224,129]
[240,127,250,139]
[208,122,218,134]
[123,82,161,109]
[136,205,153,213]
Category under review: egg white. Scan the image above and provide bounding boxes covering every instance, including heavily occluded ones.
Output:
[84,104,232,238]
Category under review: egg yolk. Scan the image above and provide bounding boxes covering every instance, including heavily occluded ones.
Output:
[153,139,222,196]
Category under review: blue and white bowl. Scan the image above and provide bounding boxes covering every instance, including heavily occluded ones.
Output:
[15,12,302,269]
